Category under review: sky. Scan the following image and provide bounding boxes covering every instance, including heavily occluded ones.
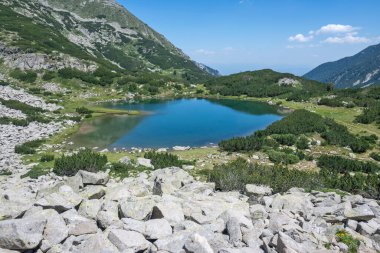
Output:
[119,0,380,75]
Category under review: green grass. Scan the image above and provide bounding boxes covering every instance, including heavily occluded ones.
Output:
[336,230,360,253]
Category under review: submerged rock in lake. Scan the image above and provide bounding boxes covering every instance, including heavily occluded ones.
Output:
[0,168,379,253]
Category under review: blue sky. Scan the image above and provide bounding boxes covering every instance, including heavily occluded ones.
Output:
[120,0,380,75]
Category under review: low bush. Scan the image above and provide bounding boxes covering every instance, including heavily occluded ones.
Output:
[370,152,380,162]
[109,162,132,179]
[0,117,28,126]
[53,149,107,176]
[144,152,193,169]
[10,69,37,83]
[0,81,9,86]
[15,139,45,154]
[272,134,297,146]
[40,154,54,162]
[21,165,50,179]
[267,150,300,165]
[317,155,380,174]
[209,158,323,193]
[76,107,94,115]
[296,136,309,150]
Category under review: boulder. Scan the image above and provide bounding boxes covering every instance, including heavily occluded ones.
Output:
[79,170,109,185]
[24,209,68,251]
[78,199,102,219]
[61,210,98,236]
[119,198,155,220]
[344,204,375,221]
[152,201,185,225]
[0,218,46,250]
[119,156,131,164]
[136,158,154,168]
[184,233,214,253]
[80,185,106,200]
[96,200,120,229]
[245,184,272,197]
[108,229,151,252]
[122,218,145,234]
[35,185,82,212]
[144,219,172,239]
[154,231,191,252]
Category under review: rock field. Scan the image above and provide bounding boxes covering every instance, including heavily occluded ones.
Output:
[0,167,379,253]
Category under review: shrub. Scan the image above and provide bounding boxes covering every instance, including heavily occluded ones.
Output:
[370,152,380,162]
[21,165,50,179]
[219,135,264,152]
[209,158,323,193]
[15,139,45,154]
[42,71,56,81]
[317,155,380,174]
[53,149,107,176]
[0,81,9,86]
[76,107,94,115]
[267,150,300,165]
[209,158,253,192]
[296,136,309,150]
[272,134,297,146]
[10,69,37,83]
[0,117,28,126]
[40,154,54,162]
[144,152,193,169]
[109,162,132,179]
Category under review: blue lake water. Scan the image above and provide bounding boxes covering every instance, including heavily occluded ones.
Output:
[70,98,283,149]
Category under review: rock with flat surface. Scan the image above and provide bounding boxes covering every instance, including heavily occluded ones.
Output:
[245,184,272,197]
[152,201,185,225]
[144,219,172,239]
[345,204,375,221]
[0,218,46,250]
[79,170,109,185]
[184,233,214,253]
[119,198,155,221]
[108,229,151,252]
[78,199,102,219]
[35,185,82,212]
[136,158,154,168]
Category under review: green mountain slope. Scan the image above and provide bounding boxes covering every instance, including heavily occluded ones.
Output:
[0,0,217,83]
[205,69,328,101]
[304,43,380,88]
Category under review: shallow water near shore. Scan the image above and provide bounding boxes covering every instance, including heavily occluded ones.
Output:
[69,98,283,149]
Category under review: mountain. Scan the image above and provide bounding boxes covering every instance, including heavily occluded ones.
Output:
[304,43,380,88]
[205,69,327,100]
[0,0,218,82]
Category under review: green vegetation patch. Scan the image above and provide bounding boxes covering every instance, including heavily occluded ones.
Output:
[317,155,380,174]
[144,152,194,169]
[53,149,107,176]
[336,230,360,253]
[9,69,37,83]
[15,139,45,154]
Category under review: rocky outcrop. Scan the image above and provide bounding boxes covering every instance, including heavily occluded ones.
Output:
[0,43,97,72]
[0,168,379,252]
[0,86,62,111]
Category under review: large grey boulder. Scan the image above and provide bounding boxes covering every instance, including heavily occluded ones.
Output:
[69,233,119,253]
[152,201,185,225]
[35,185,82,212]
[0,218,46,250]
[271,193,314,216]
[154,231,191,252]
[108,229,151,252]
[184,233,214,253]
[80,185,105,200]
[119,198,155,220]
[79,170,109,185]
[96,200,120,229]
[61,210,98,236]
[144,219,172,239]
[78,199,102,219]
[151,167,194,195]
[24,209,68,251]
[245,184,272,197]
[136,158,154,168]
[122,218,145,234]
[344,204,375,221]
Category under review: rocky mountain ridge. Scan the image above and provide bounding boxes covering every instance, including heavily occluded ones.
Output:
[304,43,380,88]
[0,0,218,81]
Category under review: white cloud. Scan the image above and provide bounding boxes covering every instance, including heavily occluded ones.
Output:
[323,34,370,44]
[317,24,357,34]
[194,49,216,56]
[288,24,372,45]
[288,34,313,43]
